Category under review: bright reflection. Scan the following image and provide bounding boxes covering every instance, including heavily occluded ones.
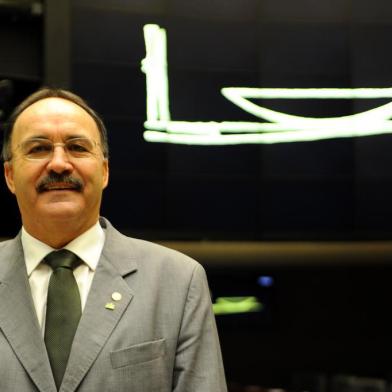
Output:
[141,24,392,145]
[212,296,263,315]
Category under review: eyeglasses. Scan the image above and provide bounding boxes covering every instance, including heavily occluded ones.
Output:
[17,137,101,161]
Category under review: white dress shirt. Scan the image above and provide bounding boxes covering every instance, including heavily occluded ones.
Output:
[21,221,105,333]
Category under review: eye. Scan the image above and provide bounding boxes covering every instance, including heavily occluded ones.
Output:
[66,139,94,154]
[25,141,52,156]
[68,142,87,152]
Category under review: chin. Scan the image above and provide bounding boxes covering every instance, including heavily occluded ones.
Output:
[40,202,85,220]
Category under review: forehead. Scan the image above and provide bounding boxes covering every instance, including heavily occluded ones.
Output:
[12,97,99,141]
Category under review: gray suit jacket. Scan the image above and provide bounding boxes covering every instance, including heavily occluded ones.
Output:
[0,217,227,392]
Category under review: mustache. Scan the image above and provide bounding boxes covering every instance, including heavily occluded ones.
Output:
[36,172,83,193]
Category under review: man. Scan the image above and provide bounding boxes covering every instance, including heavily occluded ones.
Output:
[0,88,227,392]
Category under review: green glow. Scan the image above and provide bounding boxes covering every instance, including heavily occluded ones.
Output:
[141,24,392,145]
[212,296,263,315]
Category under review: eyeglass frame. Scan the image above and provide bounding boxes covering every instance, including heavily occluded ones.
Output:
[10,136,104,162]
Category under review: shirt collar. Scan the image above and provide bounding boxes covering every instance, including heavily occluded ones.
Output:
[21,221,105,277]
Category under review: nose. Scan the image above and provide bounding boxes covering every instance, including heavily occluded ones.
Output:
[45,145,74,174]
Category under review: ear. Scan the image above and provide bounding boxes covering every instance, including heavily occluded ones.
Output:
[4,161,16,194]
[102,159,109,190]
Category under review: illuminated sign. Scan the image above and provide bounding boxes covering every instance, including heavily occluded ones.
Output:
[141,24,392,145]
[212,296,263,315]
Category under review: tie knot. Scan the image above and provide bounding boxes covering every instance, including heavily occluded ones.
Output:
[45,249,81,271]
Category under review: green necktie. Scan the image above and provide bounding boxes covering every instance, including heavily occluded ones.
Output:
[44,249,82,389]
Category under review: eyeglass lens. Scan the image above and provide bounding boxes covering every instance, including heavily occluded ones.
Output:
[20,138,96,160]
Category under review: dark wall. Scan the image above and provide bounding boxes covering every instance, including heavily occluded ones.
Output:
[1,1,392,240]
[0,3,42,235]
[167,241,392,389]
[210,262,392,388]
[69,0,392,241]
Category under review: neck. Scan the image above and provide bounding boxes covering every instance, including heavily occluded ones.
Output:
[22,217,98,248]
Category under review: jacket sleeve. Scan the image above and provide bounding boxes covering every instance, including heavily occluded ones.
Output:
[172,263,227,392]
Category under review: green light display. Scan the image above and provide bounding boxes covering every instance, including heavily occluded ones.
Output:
[141,24,392,145]
[212,296,263,315]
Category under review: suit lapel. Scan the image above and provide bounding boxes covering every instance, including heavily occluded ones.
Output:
[0,236,56,392]
[61,220,137,392]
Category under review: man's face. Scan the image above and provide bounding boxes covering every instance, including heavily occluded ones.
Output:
[3,97,109,235]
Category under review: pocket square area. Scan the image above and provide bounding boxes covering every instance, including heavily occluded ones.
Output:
[110,338,166,369]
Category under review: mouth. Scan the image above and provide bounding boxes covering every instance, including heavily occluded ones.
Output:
[42,183,80,191]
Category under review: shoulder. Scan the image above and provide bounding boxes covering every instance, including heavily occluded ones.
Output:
[0,238,13,249]
[132,236,202,271]
[0,235,24,277]
[0,236,21,255]
[126,236,205,283]
[101,217,205,278]
[123,238,210,302]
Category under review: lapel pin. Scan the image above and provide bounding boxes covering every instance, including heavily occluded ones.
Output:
[112,292,122,301]
[105,302,116,310]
